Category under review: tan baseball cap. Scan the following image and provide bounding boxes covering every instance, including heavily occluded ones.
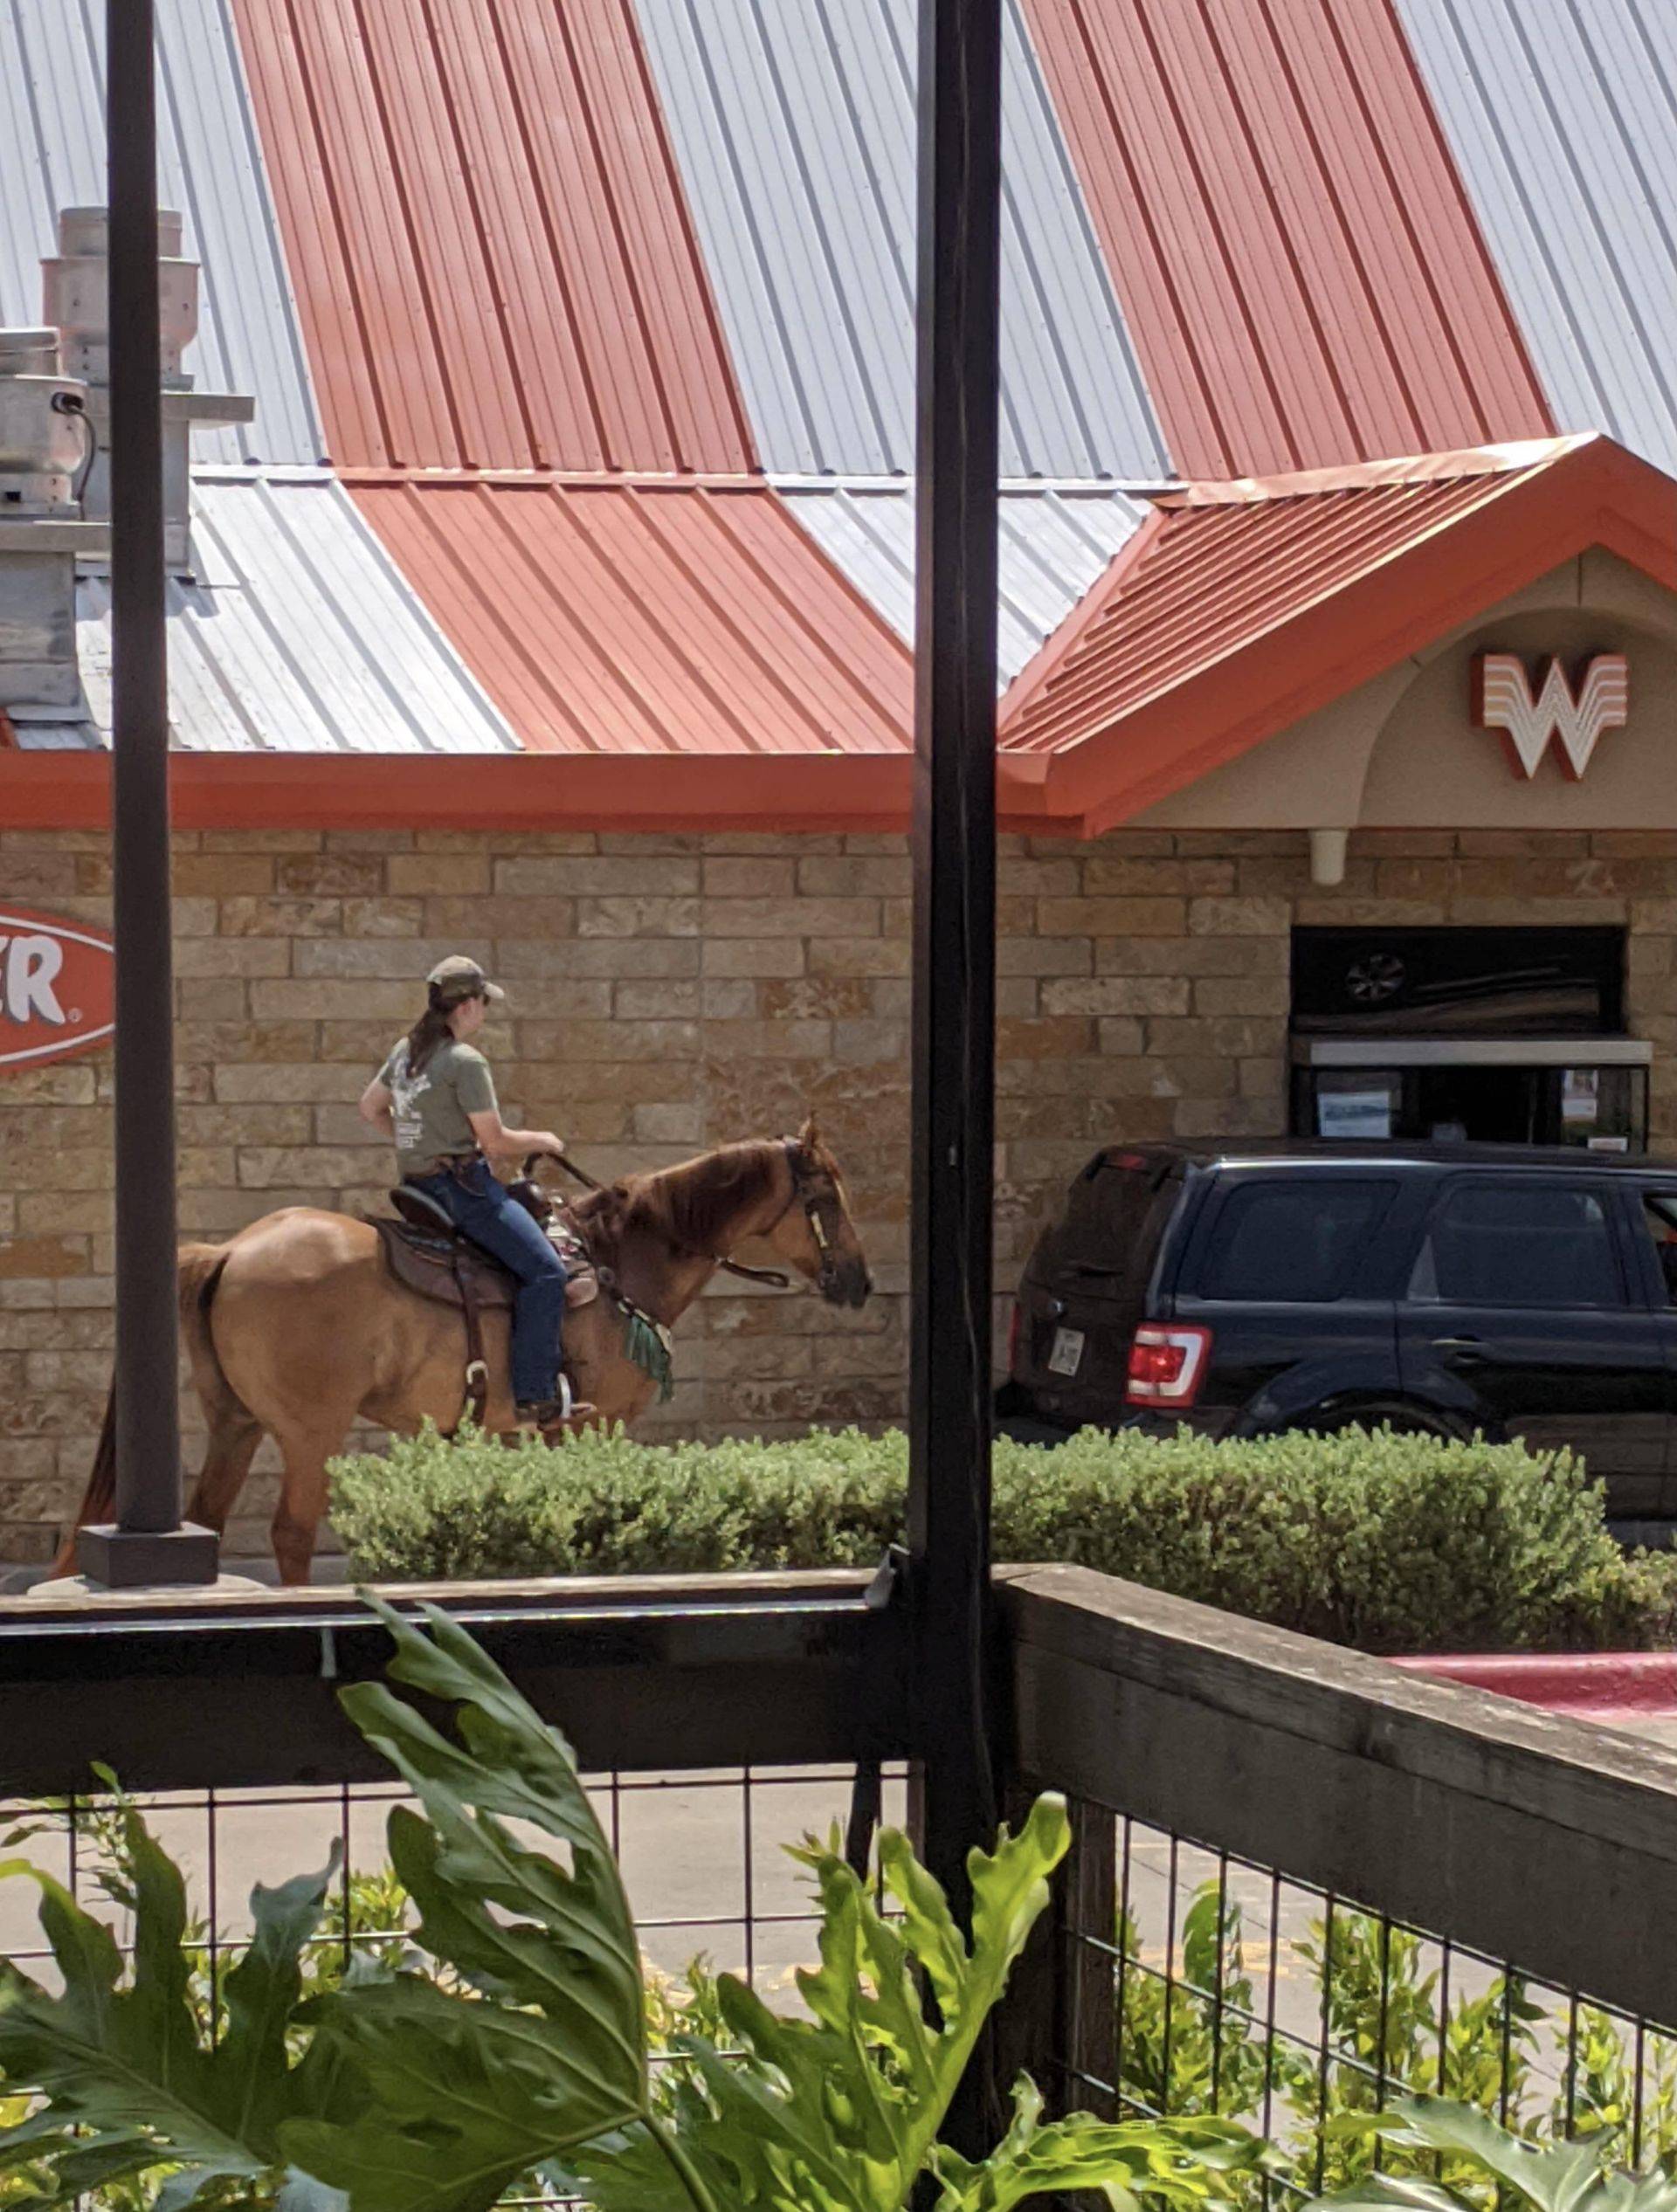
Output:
[426,954,505,1003]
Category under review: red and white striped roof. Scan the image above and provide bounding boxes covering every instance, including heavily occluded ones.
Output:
[1,0,1673,825]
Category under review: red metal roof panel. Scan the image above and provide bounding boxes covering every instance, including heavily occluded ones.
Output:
[347,477,912,757]
[230,0,756,472]
[1018,0,1554,478]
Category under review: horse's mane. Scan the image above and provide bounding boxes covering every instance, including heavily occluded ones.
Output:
[570,1140,788,1263]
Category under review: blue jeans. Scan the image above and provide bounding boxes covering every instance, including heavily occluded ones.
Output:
[410,1160,568,1406]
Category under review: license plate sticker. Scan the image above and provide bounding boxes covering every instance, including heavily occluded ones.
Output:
[1047,1327,1086,1378]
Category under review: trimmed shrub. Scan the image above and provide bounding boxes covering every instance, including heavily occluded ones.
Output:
[328,1422,1677,1655]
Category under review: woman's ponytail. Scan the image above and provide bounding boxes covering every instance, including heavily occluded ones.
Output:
[404,984,453,1075]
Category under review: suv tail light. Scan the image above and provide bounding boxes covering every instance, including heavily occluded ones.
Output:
[1125,1324,1212,1407]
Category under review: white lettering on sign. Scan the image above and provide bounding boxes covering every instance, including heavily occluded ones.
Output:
[0,934,67,1025]
[1472,652,1630,779]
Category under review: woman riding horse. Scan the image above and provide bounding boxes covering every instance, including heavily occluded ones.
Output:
[358,955,592,1433]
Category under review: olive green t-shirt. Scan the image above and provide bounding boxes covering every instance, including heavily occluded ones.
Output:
[377,1037,498,1176]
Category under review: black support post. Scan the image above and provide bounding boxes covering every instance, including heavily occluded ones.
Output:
[77,0,216,1588]
[908,0,1002,1921]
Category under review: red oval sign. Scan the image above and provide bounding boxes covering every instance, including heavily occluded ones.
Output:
[0,908,115,1071]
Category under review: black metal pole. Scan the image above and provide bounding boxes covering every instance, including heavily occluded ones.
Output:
[77,0,216,1586]
[908,0,1002,1923]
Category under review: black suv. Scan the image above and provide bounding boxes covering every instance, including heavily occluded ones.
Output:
[999,1140,1677,1524]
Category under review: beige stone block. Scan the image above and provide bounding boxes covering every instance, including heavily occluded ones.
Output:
[701,830,842,856]
[178,1104,314,1147]
[1146,1016,1285,1058]
[0,848,83,897]
[0,1309,110,1351]
[293,937,490,980]
[1193,975,1290,1016]
[169,897,220,935]
[1457,830,1591,857]
[995,978,1039,1017]
[342,898,425,937]
[1037,897,1187,936]
[832,1019,907,1064]
[503,1061,688,1106]
[806,937,907,978]
[797,856,911,897]
[237,1146,380,1189]
[701,936,804,978]
[1187,896,1290,936]
[1094,1019,1148,1058]
[486,977,611,1018]
[1145,1055,1239,1099]
[995,1055,1148,1102]
[171,853,277,896]
[219,896,343,938]
[503,939,698,979]
[15,1194,110,1235]
[1238,857,1374,896]
[703,1017,833,1060]
[997,1016,1096,1060]
[497,857,700,899]
[0,1104,113,1149]
[251,979,416,1021]
[325,830,411,852]
[1350,830,1456,858]
[388,853,492,896]
[176,980,250,1021]
[760,977,871,1021]
[703,858,797,898]
[613,980,700,1019]
[700,979,756,1017]
[1041,976,1190,1016]
[997,935,1093,977]
[0,1278,66,1309]
[1239,1057,1287,1099]
[1172,830,1302,857]
[997,857,1082,894]
[1451,898,1624,926]
[310,1105,390,1147]
[1293,899,1446,926]
[175,937,293,978]
[870,979,912,1017]
[214,1064,362,1103]
[0,1234,87,1276]
[633,1102,703,1146]
[515,1017,699,1062]
[0,1064,98,1105]
[1066,830,1174,858]
[1095,934,1286,977]
[1083,858,1236,894]
[278,853,388,897]
[703,896,877,938]
[52,1274,112,1309]
[578,896,700,938]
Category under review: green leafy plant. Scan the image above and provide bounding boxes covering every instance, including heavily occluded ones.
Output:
[1308,2095,1677,2212]
[1,1598,1266,2212]
[328,1423,1677,1656]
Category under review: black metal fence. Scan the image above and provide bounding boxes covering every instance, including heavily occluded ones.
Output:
[1056,1814,1677,2196]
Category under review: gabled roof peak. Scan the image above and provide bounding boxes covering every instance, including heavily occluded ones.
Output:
[1160,435,1600,509]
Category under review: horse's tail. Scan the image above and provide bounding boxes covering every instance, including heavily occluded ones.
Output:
[51,1244,231,1578]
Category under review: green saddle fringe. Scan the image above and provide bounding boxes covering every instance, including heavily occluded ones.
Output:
[623,1308,675,1402]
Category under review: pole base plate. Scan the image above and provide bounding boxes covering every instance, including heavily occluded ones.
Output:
[75,1522,220,1589]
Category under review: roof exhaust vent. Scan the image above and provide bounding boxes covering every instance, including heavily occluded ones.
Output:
[42,207,255,573]
[0,324,107,718]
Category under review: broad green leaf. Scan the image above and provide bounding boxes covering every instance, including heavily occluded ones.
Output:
[1310,2099,1677,2212]
[934,2079,1264,2212]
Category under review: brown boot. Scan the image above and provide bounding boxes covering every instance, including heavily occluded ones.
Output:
[515,1396,597,1437]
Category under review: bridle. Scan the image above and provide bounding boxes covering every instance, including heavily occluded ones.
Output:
[535,1135,844,1293]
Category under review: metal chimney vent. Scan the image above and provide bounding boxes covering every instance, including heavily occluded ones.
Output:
[0,324,107,717]
[42,207,255,573]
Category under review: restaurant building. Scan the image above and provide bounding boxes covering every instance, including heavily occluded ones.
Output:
[0,0,1673,1560]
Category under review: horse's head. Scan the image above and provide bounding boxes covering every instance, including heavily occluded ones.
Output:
[764,1117,872,1309]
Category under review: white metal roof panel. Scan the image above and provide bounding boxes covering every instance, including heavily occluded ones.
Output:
[31,474,517,755]
[779,479,1148,684]
[1396,0,1677,476]
[0,0,323,467]
[636,0,1170,480]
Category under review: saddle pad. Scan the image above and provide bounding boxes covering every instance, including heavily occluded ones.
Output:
[371,1217,514,1313]
[371,1216,600,1313]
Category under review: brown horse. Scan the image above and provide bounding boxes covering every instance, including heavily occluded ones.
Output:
[59,1122,870,1585]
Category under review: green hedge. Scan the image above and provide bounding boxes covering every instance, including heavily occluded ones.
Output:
[329,1422,1677,1654]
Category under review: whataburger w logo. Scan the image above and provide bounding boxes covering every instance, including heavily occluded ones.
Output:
[1472,651,1630,780]
[0,910,115,1070]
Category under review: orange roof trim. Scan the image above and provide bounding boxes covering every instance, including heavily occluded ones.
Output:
[997,434,1677,836]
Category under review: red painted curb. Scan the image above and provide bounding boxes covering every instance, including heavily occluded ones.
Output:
[1392,1651,1677,1717]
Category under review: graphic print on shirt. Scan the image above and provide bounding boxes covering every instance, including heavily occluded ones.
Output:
[386,1044,431,1155]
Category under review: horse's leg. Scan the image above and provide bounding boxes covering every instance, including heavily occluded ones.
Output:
[266,1411,356,1587]
[183,1411,265,1540]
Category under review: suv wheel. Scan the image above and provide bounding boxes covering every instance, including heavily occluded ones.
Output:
[1284,1401,1467,1442]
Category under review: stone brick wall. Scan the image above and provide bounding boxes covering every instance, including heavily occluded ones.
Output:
[1,823,1671,1564]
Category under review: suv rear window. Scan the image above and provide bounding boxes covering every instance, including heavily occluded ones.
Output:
[1410,1182,1623,1307]
[1197,1178,1394,1303]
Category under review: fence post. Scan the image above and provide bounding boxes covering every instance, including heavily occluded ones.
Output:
[996,1792,1119,2124]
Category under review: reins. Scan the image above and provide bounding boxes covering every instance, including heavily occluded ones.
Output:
[528,1148,795,1289]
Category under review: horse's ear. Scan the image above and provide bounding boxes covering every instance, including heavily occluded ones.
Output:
[797,1113,822,1154]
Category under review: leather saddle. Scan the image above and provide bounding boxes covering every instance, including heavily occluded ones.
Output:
[369,1182,599,1426]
